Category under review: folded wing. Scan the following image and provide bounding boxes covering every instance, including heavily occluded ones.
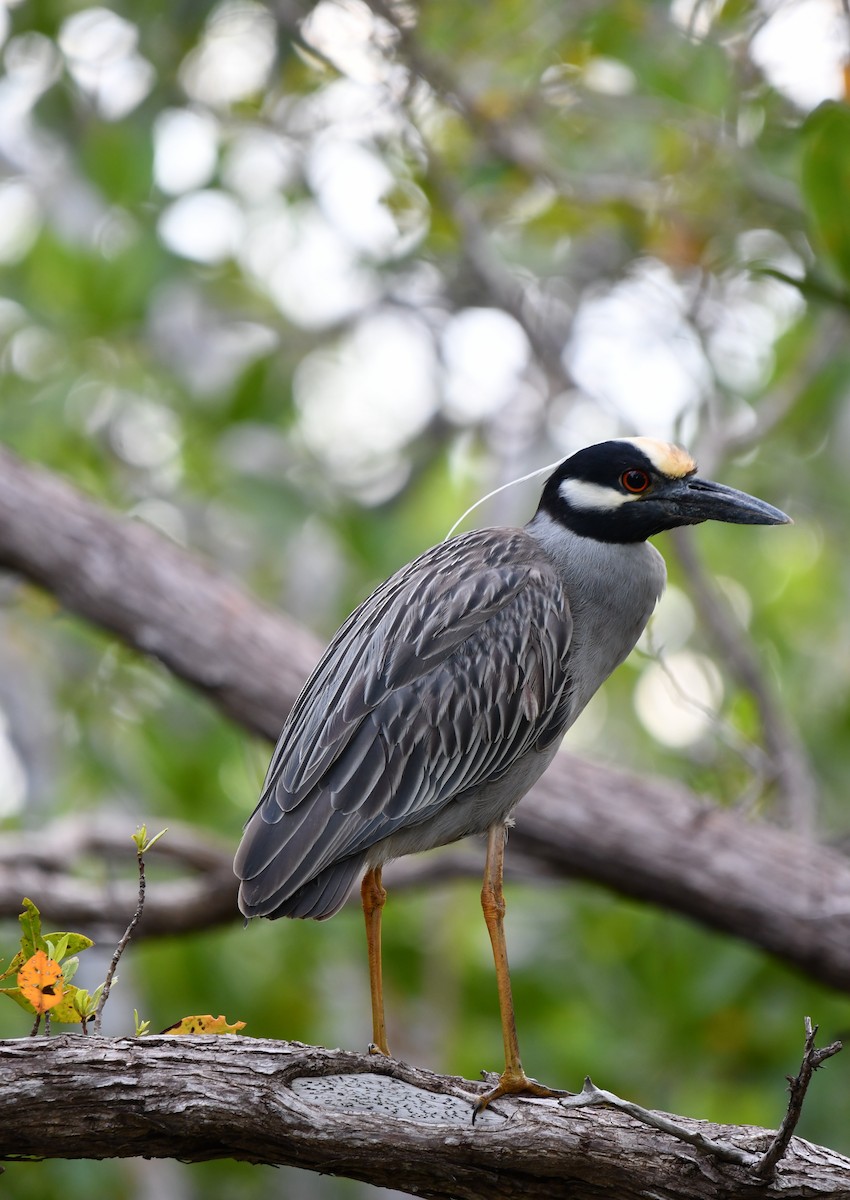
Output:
[235,527,573,918]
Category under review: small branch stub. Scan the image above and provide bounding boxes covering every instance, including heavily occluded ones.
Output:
[754,1016,843,1178]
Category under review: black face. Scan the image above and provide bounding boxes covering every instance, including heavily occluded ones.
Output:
[537,441,790,544]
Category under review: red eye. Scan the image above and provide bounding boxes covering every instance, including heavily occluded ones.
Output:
[621,469,650,494]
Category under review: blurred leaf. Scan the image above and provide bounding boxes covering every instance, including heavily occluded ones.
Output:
[80,122,155,207]
[801,102,850,287]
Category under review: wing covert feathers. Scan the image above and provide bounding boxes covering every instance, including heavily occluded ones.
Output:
[235,527,573,919]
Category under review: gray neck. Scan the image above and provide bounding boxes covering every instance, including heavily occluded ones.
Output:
[525,510,667,715]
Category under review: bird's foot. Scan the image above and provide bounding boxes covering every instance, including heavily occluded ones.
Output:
[368,1041,391,1057]
[472,1065,567,1121]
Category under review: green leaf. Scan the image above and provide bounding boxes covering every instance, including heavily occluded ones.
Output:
[0,986,36,1014]
[0,950,25,983]
[47,934,69,963]
[801,101,850,287]
[133,825,168,855]
[45,984,89,1025]
[79,122,154,206]
[61,956,80,985]
[43,932,95,958]
[18,898,46,959]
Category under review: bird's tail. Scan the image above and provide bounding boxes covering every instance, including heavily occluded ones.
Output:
[237,854,366,921]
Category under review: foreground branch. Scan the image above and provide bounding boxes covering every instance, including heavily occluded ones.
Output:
[561,1011,843,1181]
[3,446,850,993]
[0,1035,847,1199]
[755,1017,844,1179]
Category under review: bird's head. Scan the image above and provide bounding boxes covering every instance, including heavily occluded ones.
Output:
[537,437,791,543]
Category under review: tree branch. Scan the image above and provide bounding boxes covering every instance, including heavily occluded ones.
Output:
[0,814,509,937]
[512,759,850,992]
[670,528,818,832]
[0,815,239,938]
[0,444,319,744]
[755,1017,844,1179]
[2,446,850,995]
[0,1035,847,1199]
[561,1077,760,1168]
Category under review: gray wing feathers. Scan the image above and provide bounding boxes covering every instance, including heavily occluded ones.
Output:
[235,528,573,917]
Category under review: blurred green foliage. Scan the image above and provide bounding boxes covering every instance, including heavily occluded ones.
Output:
[1,0,849,1196]
[801,101,850,290]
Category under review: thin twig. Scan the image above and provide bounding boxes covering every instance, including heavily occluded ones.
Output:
[92,842,149,1034]
[558,1019,843,1176]
[754,1016,843,1179]
[560,1077,759,1168]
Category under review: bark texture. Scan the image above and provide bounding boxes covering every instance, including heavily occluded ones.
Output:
[1,444,849,992]
[0,443,318,741]
[0,1035,848,1199]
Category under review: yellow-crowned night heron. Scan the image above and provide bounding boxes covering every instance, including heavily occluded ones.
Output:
[234,437,789,1112]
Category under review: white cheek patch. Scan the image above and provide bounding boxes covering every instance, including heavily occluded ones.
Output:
[559,478,638,511]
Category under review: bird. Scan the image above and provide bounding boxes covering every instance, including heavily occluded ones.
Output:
[234,436,789,1113]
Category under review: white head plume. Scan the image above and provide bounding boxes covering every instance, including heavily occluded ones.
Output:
[445,459,563,540]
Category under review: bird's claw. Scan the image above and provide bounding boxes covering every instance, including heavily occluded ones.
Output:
[472,1067,566,1121]
[367,1041,390,1057]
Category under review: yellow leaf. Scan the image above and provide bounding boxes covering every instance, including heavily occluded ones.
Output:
[161,1013,246,1036]
[17,950,64,1014]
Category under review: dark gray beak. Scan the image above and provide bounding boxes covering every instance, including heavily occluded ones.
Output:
[670,476,791,526]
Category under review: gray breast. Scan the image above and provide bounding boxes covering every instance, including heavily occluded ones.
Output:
[524,511,667,720]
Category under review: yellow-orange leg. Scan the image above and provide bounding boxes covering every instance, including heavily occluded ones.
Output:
[474,823,564,1119]
[361,866,390,1056]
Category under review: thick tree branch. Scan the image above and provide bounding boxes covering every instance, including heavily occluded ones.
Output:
[6,788,850,1002]
[0,814,512,936]
[2,446,850,994]
[0,816,239,937]
[513,761,850,992]
[0,445,319,743]
[0,1035,848,1199]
